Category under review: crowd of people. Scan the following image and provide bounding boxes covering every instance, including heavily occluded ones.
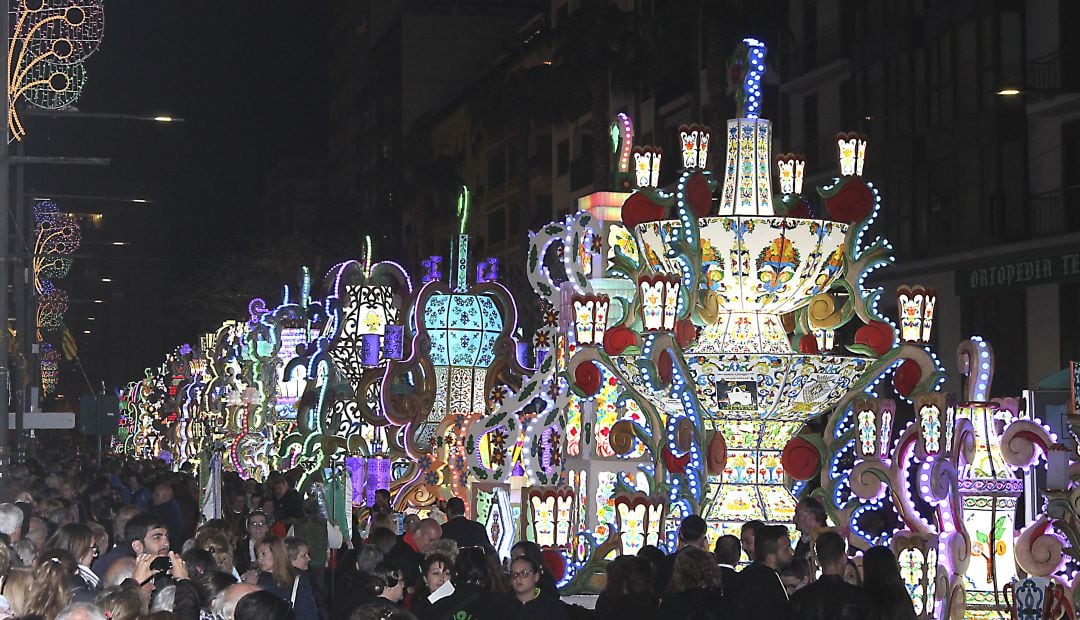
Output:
[0,452,918,620]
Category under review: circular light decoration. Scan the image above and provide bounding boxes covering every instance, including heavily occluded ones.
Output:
[37,281,69,331]
[8,0,105,141]
[781,436,821,481]
[33,201,81,293]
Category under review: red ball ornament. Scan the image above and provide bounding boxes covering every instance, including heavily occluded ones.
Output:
[798,333,820,354]
[662,448,690,474]
[825,179,874,223]
[657,350,673,385]
[854,320,896,356]
[603,325,639,356]
[685,172,713,217]
[621,192,668,229]
[706,432,728,476]
[781,436,821,481]
[675,319,697,348]
[573,361,602,397]
[893,359,922,398]
[541,549,566,582]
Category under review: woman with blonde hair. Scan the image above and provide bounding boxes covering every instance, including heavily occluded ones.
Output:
[243,536,316,620]
[95,584,145,620]
[1,568,34,617]
[25,549,78,619]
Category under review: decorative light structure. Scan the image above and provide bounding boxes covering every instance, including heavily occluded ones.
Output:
[678,124,711,170]
[8,0,105,141]
[571,293,609,346]
[776,153,806,195]
[896,285,937,344]
[33,200,81,294]
[719,38,773,215]
[632,146,662,188]
[636,275,679,332]
[836,132,868,177]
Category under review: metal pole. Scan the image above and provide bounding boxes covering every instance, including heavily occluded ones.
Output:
[13,141,24,463]
[0,2,12,477]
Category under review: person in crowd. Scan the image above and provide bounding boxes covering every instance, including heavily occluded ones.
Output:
[0,504,24,545]
[657,514,707,592]
[403,515,420,537]
[243,536,317,620]
[95,584,146,620]
[843,558,861,587]
[410,553,453,618]
[793,498,828,573]
[212,583,261,620]
[225,489,251,539]
[371,491,392,517]
[508,555,565,620]
[194,527,236,576]
[26,549,80,619]
[234,589,295,620]
[130,515,172,558]
[634,545,666,597]
[286,536,328,620]
[2,567,33,617]
[364,562,405,611]
[659,546,726,619]
[46,523,102,593]
[788,531,868,620]
[734,524,792,620]
[594,556,656,620]
[509,542,557,599]
[862,546,917,620]
[712,534,740,599]
[424,539,458,565]
[330,546,385,620]
[422,547,519,620]
[121,471,152,514]
[740,520,764,564]
[55,601,109,620]
[262,499,288,540]
[438,499,491,552]
[269,476,305,531]
[152,482,186,552]
[779,557,811,597]
[234,512,270,575]
[385,520,440,590]
[289,498,343,598]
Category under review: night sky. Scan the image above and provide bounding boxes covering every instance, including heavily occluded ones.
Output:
[22,2,331,391]
[50,2,330,252]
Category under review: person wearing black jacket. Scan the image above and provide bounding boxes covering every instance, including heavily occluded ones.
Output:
[656,514,709,593]
[788,531,869,620]
[421,548,520,620]
[659,547,727,620]
[712,535,741,600]
[734,525,793,620]
[862,546,917,620]
[509,542,558,599]
[439,498,492,551]
[509,556,567,620]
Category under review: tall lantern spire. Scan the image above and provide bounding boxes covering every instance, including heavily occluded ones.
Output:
[719,38,774,216]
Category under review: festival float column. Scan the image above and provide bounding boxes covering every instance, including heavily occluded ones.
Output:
[384,188,530,514]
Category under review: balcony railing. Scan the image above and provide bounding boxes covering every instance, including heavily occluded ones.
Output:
[1027,47,1080,100]
[1027,190,1064,237]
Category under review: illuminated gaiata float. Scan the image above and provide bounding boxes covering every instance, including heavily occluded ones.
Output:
[114,36,1080,620]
